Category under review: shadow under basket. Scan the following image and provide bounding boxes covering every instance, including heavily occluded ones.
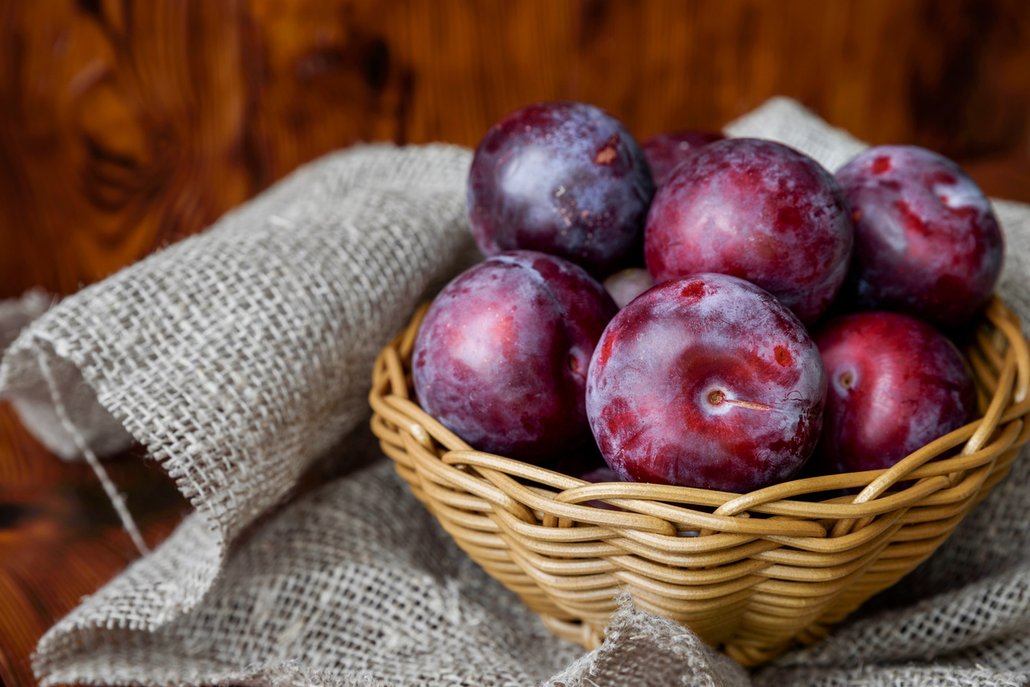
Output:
[368,296,1030,667]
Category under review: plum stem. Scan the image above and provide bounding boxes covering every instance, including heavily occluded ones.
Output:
[707,389,774,411]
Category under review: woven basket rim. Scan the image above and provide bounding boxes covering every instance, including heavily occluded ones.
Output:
[370,296,1030,533]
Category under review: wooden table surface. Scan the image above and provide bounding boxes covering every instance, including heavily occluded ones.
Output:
[1,1,1029,685]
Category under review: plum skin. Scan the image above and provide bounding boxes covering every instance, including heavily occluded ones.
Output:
[835,145,1004,329]
[642,130,725,187]
[468,101,655,276]
[641,130,725,187]
[412,250,617,463]
[644,138,854,326]
[813,311,977,474]
[585,273,827,492]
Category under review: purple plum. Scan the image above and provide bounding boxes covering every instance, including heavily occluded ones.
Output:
[835,145,1004,329]
[586,273,826,492]
[468,101,654,276]
[644,138,854,325]
[813,311,977,474]
[413,251,617,463]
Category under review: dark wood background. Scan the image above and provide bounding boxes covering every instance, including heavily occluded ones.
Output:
[2,1,1029,685]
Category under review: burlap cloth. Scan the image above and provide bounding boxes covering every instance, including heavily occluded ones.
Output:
[3,98,1030,687]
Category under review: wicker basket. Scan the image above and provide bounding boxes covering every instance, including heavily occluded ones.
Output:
[368,296,1030,667]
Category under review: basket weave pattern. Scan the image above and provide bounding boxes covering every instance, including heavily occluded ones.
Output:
[369,297,1030,667]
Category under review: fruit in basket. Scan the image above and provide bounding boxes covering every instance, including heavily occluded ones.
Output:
[602,267,654,308]
[585,273,826,492]
[813,311,977,474]
[412,250,617,462]
[373,101,1029,669]
[644,138,853,325]
[467,101,654,276]
[641,130,725,186]
[835,145,1004,329]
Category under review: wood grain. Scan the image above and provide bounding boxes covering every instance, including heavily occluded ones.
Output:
[1,1,1029,685]
[0,403,187,686]
[1,0,1028,297]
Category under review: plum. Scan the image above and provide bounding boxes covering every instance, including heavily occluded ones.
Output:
[836,145,1004,329]
[586,273,826,492]
[412,250,617,463]
[468,101,654,276]
[814,311,977,474]
[644,138,853,325]
[602,267,654,308]
[641,129,725,186]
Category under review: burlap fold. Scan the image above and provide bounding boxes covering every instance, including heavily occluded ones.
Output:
[3,99,1029,687]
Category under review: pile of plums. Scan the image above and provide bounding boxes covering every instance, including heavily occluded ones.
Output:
[412,101,1004,494]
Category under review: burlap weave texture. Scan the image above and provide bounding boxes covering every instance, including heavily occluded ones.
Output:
[2,99,1029,686]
